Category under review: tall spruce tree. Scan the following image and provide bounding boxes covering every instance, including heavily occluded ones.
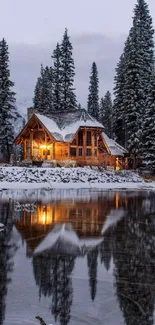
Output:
[33,64,54,114]
[123,27,144,157]
[142,72,155,170]
[113,53,126,146]
[113,0,155,160]
[52,43,62,111]
[99,91,113,138]
[60,28,76,110]
[87,62,99,120]
[33,75,42,111]
[0,38,17,162]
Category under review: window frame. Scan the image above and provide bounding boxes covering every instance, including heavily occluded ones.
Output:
[78,148,83,156]
[86,148,92,156]
[86,131,92,146]
[70,147,76,157]
[78,130,83,146]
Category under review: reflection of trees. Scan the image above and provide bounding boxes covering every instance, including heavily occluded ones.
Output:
[87,247,99,301]
[33,252,52,299]
[112,197,155,325]
[33,253,75,325]
[99,228,113,271]
[0,202,16,325]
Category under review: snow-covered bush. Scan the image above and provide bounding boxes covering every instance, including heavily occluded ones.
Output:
[42,160,57,168]
[57,160,77,168]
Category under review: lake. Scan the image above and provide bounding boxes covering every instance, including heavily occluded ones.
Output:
[0,189,155,325]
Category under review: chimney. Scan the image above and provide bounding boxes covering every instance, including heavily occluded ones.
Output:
[27,107,36,121]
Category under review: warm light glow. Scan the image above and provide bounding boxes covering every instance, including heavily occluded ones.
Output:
[42,211,46,224]
[115,192,119,209]
[40,145,47,149]
[39,144,52,149]
[116,158,120,171]
[39,208,53,225]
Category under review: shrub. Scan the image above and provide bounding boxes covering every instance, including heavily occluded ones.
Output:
[57,160,77,168]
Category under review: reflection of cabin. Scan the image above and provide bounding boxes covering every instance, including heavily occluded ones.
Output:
[14,193,123,256]
[14,108,128,169]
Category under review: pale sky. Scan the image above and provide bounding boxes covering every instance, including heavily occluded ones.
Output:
[1,0,155,44]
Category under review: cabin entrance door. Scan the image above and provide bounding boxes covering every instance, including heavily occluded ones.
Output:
[39,145,53,160]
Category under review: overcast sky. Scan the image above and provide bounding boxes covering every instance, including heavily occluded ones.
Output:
[1,0,155,44]
[1,0,155,113]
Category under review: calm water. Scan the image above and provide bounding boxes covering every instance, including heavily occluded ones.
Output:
[0,189,155,325]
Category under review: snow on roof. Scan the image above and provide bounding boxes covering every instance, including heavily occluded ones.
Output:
[34,223,103,255]
[102,132,127,156]
[36,114,62,141]
[101,208,125,234]
[35,109,103,142]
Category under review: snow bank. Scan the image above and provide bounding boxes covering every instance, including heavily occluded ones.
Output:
[0,166,151,190]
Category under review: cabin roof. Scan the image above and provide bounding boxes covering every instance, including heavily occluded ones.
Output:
[14,109,127,156]
[102,132,128,156]
[35,109,104,142]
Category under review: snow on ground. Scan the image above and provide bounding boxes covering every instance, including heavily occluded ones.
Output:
[0,166,153,190]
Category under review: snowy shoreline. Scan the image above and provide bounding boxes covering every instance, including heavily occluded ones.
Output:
[0,166,154,191]
[0,180,154,190]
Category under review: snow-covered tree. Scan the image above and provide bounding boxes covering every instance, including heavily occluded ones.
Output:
[33,64,54,114]
[52,43,62,111]
[87,62,99,120]
[33,75,42,111]
[99,91,113,138]
[60,29,77,110]
[0,38,18,162]
[113,0,155,161]
[113,54,126,147]
[142,72,155,170]
[78,103,82,109]
[123,28,144,157]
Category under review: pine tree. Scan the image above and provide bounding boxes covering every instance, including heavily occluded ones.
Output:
[33,75,42,111]
[60,28,77,110]
[99,91,113,138]
[123,28,144,157]
[142,72,155,170]
[113,54,126,146]
[113,0,155,159]
[78,103,82,109]
[0,38,17,162]
[87,62,99,120]
[52,43,62,111]
[33,64,54,114]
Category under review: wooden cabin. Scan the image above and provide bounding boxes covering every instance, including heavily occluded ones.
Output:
[14,108,128,169]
